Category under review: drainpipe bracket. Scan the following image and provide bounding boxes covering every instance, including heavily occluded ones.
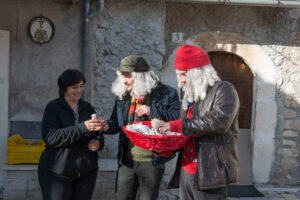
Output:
[88,0,104,19]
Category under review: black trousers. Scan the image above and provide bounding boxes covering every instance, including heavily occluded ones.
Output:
[38,169,98,200]
[116,160,164,200]
[179,167,227,200]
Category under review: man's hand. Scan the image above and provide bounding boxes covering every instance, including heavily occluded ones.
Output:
[135,105,150,117]
[99,118,109,131]
[158,122,171,134]
[151,118,164,132]
[88,139,100,151]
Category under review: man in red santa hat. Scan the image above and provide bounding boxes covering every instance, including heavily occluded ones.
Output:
[159,45,240,200]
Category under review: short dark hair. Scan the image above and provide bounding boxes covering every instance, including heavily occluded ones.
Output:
[58,69,85,97]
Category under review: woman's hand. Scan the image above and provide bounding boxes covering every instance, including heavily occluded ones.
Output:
[84,119,103,131]
[88,139,100,151]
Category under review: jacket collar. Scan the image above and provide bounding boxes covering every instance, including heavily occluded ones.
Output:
[152,82,164,93]
[58,96,87,112]
[116,92,130,101]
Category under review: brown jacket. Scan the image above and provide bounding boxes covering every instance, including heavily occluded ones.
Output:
[168,81,240,190]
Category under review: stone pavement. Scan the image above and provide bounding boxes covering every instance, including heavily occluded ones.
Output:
[228,189,300,200]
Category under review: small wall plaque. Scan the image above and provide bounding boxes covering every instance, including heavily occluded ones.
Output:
[172,32,183,43]
[27,15,55,45]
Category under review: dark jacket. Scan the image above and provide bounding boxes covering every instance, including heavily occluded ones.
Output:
[105,82,180,166]
[168,81,240,190]
[38,97,104,178]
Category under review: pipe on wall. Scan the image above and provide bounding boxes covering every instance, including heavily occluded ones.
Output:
[82,0,103,99]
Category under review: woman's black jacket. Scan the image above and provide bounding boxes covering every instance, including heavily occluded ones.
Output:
[38,97,104,178]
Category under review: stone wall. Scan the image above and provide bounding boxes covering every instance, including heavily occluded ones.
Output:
[92,0,166,158]
[270,9,300,185]
[90,2,182,198]
[161,3,300,185]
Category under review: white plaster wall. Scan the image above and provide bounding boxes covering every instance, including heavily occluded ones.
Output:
[0,30,10,191]
[0,0,82,122]
[161,32,277,184]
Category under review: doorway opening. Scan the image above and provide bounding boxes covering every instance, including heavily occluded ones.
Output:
[208,51,254,185]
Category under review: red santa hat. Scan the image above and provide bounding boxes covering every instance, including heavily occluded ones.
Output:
[175,45,211,70]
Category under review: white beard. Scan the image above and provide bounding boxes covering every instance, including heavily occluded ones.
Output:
[177,65,220,110]
[112,70,159,100]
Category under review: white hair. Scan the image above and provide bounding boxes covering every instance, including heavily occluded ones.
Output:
[111,70,159,99]
[177,64,221,110]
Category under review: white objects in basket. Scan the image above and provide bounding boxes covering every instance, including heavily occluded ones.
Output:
[126,122,181,136]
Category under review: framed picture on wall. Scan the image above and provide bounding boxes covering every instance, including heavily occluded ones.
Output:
[27,15,55,45]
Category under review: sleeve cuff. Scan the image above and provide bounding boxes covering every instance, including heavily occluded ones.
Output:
[78,122,89,135]
[150,106,160,119]
[169,119,182,133]
[103,121,113,133]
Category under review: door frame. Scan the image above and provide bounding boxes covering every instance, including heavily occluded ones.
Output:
[0,30,10,188]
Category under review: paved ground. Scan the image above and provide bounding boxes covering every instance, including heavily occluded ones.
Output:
[228,189,300,200]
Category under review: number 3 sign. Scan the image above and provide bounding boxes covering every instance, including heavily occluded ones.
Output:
[172,32,183,43]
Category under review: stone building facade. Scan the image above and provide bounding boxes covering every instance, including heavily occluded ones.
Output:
[0,0,299,199]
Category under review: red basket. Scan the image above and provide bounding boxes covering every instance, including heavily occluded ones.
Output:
[123,121,190,151]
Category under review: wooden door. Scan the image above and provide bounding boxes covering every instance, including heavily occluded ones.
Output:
[208,51,254,185]
[208,51,253,129]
